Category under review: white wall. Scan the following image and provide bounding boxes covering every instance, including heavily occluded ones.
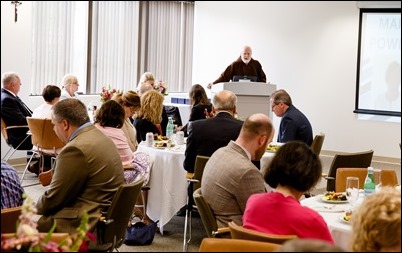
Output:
[1,1,401,160]
[192,1,401,159]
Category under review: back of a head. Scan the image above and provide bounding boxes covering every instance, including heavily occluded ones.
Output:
[52,98,89,127]
[275,239,344,252]
[138,82,154,96]
[264,141,322,192]
[212,90,237,111]
[271,89,292,106]
[240,113,273,140]
[138,90,164,124]
[42,84,61,102]
[351,186,401,252]
[95,100,125,128]
[189,84,209,106]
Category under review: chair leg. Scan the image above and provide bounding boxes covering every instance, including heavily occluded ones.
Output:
[183,183,193,252]
[20,152,36,184]
[2,146,15,161]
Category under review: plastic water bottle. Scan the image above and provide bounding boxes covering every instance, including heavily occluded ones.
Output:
[166,117,174,139]
[364,167,376,196]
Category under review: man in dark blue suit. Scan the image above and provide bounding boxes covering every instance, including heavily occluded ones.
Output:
[270,89,313,145]
[1,72,33,150]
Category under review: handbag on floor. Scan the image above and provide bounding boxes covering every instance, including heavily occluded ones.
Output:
[38,169,52,186]
[124,220,158,246]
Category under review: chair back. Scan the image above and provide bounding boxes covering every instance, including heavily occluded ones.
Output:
[228,221,297,244]
[336,167,398,192]
[1,206,22,233]
[199,238,281,252]
[193,188,221,238]
[310,132,325,156]
[1,118,9,143]
[27,117,64,151]
[92,179,144,251]
[193,155,210,191]
[165,105,182,126]
[326,150,374,192]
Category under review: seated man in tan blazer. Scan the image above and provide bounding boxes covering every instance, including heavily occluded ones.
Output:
[36,99,125,234]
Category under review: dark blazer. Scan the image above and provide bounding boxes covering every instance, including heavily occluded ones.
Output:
[277,105,313,146]
[160,106,168,136]
[182,103,212,136]
[1,88,32,149]
[133,118,160,143]
[183,112,243,173]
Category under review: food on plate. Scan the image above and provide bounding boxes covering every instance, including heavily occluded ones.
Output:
[323,191,347,201]
[153,140,174,148]
[155,135,170,141]
[343,210,352,222]
[266,143,282,152]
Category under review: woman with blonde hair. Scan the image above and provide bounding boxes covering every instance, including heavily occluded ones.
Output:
[351,186,401,252]
[133,90,164,143]
[60,74,80,100]
[112,90,141,151]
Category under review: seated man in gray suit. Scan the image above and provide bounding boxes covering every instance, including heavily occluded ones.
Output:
[36,98,125,235]
[201,113,274,228]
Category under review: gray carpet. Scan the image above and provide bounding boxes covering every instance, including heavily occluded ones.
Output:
[14,162,205,252]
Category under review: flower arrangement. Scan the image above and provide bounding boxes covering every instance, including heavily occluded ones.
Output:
[100,86,121,103]
[1,194,94,252]
[154,81,168,96]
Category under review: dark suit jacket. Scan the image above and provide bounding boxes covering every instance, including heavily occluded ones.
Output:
[133,118,160,143]
[277,105,313,145]
[183,112,243,173]
[160,106,169,136]
[1,88,32,149]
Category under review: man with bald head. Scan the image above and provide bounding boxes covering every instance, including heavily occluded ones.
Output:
[183,90,243,174]
[201,113,274,228]
[207,45,267,89]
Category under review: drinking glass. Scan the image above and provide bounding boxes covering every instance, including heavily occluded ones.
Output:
[346,177,359,210]
[373,168,382,192]
[187,121,192,136]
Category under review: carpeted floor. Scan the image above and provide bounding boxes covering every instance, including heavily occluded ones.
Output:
[14,161,206,252]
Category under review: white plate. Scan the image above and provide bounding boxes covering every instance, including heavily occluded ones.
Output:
[338,214,351,224]
[319,195,348,204]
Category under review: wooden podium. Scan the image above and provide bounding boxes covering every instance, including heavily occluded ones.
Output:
[211,82,277,120]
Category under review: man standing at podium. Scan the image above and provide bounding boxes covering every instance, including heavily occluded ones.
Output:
[207,45,267,89]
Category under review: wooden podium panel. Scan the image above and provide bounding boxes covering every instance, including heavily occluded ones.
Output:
[211,82,277,120]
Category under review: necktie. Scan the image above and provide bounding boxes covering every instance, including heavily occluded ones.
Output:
[16,96,33,115]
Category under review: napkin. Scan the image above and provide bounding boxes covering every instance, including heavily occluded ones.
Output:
[309,205,348,213]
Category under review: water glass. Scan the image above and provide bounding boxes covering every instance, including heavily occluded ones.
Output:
[187,121,192,136]
[373,168,382,192]
[346,177,359,209]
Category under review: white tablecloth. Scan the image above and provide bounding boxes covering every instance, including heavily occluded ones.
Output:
[137,141,275,234]
[300,194,365,251]
[137,142,188,234]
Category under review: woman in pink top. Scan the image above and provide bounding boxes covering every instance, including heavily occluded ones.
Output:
[243,141,334,244]
[94,100,151,185]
